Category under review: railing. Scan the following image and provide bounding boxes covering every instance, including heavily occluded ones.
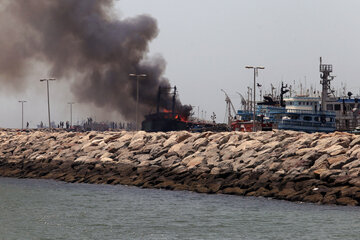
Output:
[285,109,335,116]
[280,119,335,128]
[320,64,333,72]
[335,112,358,118]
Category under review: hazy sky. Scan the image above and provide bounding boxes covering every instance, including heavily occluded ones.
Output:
[1,0,360,128]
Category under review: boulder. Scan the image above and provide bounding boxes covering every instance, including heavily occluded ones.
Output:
[325,144,346,156]
[210,167,221,175]
[100,157,113,162]
[104,133,122,143]
[328,156,354,169]
[163,134,178,148]
[236,140,262,151]
[169,142,193,159]
[349,178,360,187]
[303,194,323,203]
[309,154,329,171]
[343,159,360,170]
[336,197,358,206]
[319,169,342,181]
[349,145,360,158]
[348,168,360,177]
[105,142,123,153]
[186,156,205,169]
[128,138,145,151]
[322,194,337,204]
[193,137,209,150]
[222,187,246,195]
[176,131,192,143]
[349,136,360,148]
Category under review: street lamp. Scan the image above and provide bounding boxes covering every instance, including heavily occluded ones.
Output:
[129,73,147,131]
[40,78,56,129]
[68,102,75,128]
[18,100,27,129]
[245,66,265,132]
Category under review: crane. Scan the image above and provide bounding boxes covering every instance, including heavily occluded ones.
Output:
[236,91,247,111]
[221,89,237,126]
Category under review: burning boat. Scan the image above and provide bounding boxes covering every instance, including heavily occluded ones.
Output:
[141,86,229,132]
[142,111,188,132]
[141,86,191,132]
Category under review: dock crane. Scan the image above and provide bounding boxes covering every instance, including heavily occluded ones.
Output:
[236,91,247,111]
[221,89,237,126]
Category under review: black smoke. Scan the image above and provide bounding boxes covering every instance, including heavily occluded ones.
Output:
[0,0,191,120]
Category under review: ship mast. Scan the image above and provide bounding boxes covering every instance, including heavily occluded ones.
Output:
[319,57,334,111]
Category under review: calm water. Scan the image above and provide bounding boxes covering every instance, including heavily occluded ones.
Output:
[0,177,360,240]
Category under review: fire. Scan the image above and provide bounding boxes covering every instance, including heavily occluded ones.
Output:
[175,114,188,122]
[163,109,188,122]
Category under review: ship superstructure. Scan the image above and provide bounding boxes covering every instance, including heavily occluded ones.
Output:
[278,96,336,133]
[320,58,360,131]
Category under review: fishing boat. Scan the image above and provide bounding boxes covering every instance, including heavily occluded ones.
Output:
[278,96,336,133]
[232,58,337,133]
[231,110,273,132]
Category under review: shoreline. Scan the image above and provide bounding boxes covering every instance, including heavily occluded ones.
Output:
[1,129,360,206]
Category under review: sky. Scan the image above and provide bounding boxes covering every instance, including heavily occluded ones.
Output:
[1,0,360,128]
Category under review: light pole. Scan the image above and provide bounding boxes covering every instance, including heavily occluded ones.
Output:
[68,102,75,128]
[40,78,56,129]
[245,66,265,132]
[129,73,147,131]
[198,106,200,121]
[18,100,27,129]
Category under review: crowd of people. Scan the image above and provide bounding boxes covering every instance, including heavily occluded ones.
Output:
[36,118,136,132]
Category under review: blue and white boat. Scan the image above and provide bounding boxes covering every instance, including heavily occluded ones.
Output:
[277,96,336,133]
[232,58,338,133]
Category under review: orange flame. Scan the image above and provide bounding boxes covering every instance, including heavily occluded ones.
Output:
[163,109,188,122]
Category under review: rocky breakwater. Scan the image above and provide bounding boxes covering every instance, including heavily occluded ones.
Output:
[1,129,360,206]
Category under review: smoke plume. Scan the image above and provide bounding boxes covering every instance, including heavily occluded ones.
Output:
[0,0,191,120]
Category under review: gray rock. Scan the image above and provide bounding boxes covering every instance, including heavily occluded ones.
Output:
[193,137,209,150]
[329,157,355,170]
[349,136,360,148]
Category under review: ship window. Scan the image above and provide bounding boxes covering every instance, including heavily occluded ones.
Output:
[290,115,299,120]
[327,104,333,111]
[321,116,326,123]
[334,104,341,111]
[303,116,312,121]
[314,117,319,121]
[306,102,309,105]
[326,117,334,122]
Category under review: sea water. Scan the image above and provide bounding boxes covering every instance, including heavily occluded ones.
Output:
[0,177,359,240]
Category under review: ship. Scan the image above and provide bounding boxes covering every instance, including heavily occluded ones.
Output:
[320,59,360,132]
[141,86,189,132]
[231,58,338,133]
[277,96,336,133]
[142,86,229,132]
[141,112,188,132]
